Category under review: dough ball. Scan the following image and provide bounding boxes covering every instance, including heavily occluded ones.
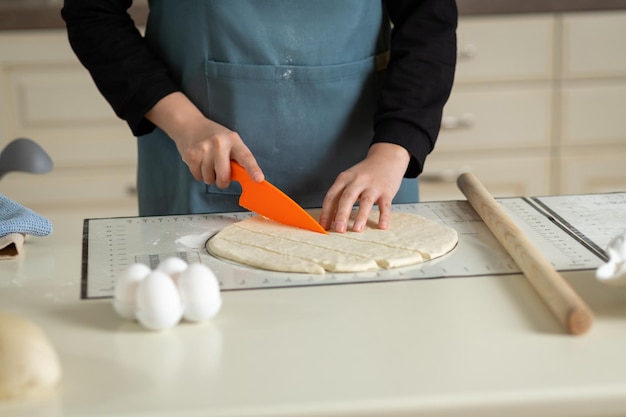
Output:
[0,311,62,400]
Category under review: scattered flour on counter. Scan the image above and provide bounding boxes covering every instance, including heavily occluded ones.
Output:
[176,231,215,249]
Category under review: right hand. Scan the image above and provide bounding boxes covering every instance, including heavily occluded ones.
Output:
[146,92,264,188]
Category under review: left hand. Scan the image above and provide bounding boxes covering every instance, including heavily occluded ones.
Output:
[319,143,411,233]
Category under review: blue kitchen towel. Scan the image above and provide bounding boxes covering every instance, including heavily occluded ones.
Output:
[0,193,52,237]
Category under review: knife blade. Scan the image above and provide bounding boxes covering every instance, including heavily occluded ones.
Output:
[230,161,328,234]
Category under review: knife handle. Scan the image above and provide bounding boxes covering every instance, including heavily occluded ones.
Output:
[230,161,251,186]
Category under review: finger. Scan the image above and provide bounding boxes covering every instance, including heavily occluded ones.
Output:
[214,152,233,189]
[181,147,204,182]
[228,137,264,182]
[200,159,217,185]
[351,192,376,232]
[321,173,353,230]
[186,163,204,182]
[332,187,361,233]
[236,154,264,183]
[320,187,341,230]
[376,198,393,230]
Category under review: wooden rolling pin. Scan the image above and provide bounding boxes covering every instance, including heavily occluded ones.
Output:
[457,172,593,335]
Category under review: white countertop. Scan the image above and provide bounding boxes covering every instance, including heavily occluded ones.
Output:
[2,207,626,417]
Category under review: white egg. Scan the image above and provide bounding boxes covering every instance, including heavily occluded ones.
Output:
[177,263,222,322]
[113,263,151,319]
[135,270,184,331]
[156,257,189,283]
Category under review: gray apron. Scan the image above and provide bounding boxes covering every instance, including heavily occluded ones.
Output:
[138,0,418,216]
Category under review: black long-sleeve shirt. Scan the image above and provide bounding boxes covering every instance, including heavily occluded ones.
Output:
[61,0,457,177]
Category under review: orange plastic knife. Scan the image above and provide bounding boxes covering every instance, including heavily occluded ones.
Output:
[230,161,328,234]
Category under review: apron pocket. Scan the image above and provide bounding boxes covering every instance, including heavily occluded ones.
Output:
[204,57,378,206]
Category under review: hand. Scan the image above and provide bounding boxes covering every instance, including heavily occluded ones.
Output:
[319,143,410,233]
[174,118,263,188]
[145,92,264,187]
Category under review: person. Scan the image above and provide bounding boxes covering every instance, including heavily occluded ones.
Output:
[61,1,457,233]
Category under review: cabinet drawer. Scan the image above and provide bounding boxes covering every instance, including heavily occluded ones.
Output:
[0,31,76,64]
[560,80,626,146]
[562,11,626,79]
[438,84,552,151]
[0,166,138,210]
[559,151,626,194]
[3,65,136,167]
[9,66,118,126]
[420,153,551,201]
[456,15,554,83]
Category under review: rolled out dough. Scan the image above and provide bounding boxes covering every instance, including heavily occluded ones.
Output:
[207,210,458,274]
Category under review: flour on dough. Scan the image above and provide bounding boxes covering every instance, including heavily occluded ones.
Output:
[207,210,458,274]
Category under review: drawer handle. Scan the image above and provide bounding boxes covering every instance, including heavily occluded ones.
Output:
[458,43,477,59]
[420,167,472,183]
[441,113,475,130]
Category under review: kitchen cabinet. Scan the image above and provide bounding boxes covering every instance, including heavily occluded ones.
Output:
[422,11,626,201]
[0,30,138,216]
[558,12,626,194]
[421,14,556,201]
